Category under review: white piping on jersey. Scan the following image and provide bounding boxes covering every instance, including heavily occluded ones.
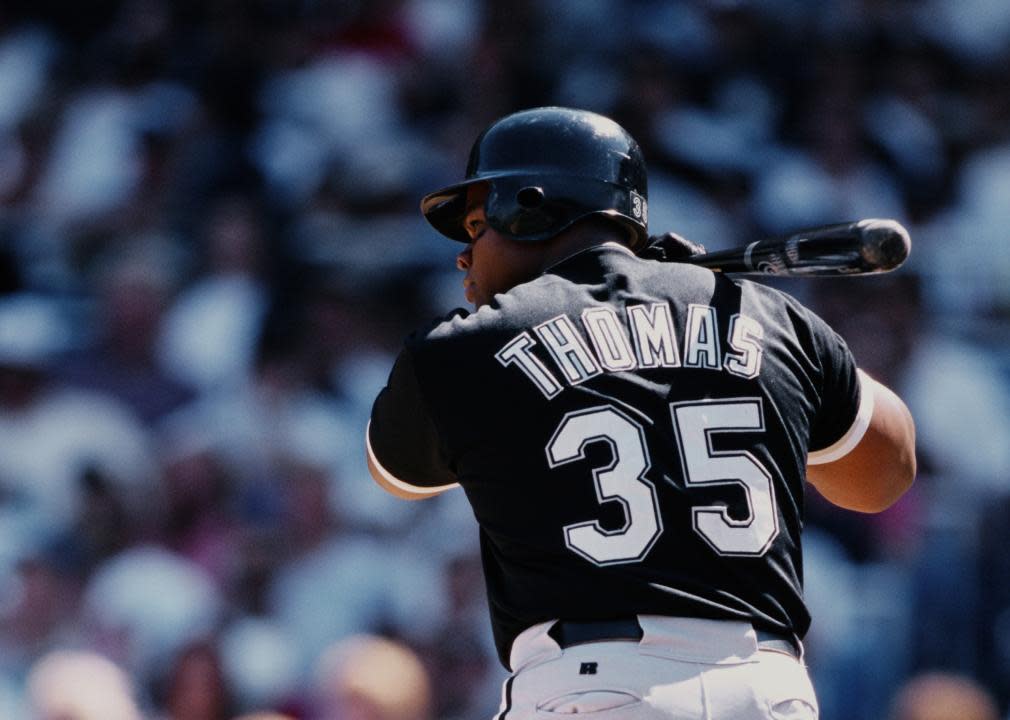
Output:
[807,368,875,465]
[601,240,636,255]
[648,582,682,596]
[365,421,459,496]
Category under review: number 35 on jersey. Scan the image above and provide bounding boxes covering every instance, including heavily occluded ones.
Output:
[546,399,780,566]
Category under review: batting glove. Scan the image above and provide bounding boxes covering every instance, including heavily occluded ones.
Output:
[638,232,707,262]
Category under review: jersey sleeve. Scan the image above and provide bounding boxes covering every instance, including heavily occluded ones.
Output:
[804,309,875,465]
[367,346,459,496]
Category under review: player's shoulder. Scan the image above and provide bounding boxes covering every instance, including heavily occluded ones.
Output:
[721,273,803,313]
[730,277,839,345]
[413,261,592,346]
[403,302,521,359]
[597,245,750,302]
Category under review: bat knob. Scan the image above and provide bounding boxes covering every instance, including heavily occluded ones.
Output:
[857,219,911,272]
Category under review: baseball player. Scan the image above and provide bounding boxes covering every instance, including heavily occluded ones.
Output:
[366,107,915,719]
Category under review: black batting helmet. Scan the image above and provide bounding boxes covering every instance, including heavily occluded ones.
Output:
[421,107,649,248]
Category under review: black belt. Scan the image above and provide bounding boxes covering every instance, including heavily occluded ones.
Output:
[547,618,800,659]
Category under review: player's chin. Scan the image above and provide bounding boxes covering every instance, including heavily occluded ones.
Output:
[465,284,486,308]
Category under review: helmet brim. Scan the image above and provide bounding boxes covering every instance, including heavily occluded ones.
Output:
[420,178,488,243]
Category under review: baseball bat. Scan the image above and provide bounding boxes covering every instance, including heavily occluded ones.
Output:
[684,219,911,277]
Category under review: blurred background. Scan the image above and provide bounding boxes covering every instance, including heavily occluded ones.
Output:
[0,0,1009,719]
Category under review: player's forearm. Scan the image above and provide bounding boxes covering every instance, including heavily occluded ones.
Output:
[806,374,916,513]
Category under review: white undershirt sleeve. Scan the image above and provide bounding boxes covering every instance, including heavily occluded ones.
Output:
[366,420,459,497]
[807,368,875,465]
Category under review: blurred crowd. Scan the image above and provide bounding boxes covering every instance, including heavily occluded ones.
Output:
[0,1,1009,719]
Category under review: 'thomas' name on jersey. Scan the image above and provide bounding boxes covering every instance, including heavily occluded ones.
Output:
[496,302,765,399]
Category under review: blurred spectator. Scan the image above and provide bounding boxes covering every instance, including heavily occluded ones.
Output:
[901,331,1010,492]
[0,27,58,135]
[889,671,999,720]
[156,640,236,720]
[0,673,26,719]
[422,552,497,719]
[218,616,300,714]
[153,413,242,585]
[56,235,194,425]
[0,292,155,545]
[25,649,141,720]
[913,0,1010,66]
[915,143,1010,318]
[311,634,432,720]
[157,194,270,393]
[80,545,223,687]
[160,321,339,486]
[31,87,144,224]
[252,51,408,208]
[267,533,446,678]
[0,551,80,679]
[751,53,907,233]
[975,492,1010,708]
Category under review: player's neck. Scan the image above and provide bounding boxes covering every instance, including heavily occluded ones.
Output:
[539,225,630,271]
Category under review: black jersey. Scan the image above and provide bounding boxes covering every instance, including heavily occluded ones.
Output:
[368,243,865,668]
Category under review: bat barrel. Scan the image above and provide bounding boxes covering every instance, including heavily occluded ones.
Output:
[857,219,911,272]
[685,219,910,277]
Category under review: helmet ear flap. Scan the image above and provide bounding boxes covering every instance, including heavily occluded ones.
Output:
[484,175,647,245]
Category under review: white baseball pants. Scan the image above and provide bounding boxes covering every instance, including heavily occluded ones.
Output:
[495,616,817,719]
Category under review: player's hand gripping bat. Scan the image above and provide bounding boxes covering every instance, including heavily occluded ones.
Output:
[644,219,911,277]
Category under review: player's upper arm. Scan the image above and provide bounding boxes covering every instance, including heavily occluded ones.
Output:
[806,369,916,513]
[366,421,457,500]
[366,348,459,501]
